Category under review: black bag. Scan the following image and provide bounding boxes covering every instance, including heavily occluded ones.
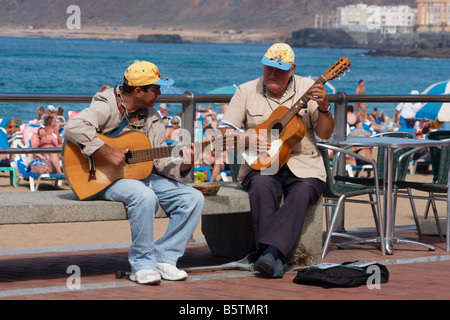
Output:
[293,261,389,289]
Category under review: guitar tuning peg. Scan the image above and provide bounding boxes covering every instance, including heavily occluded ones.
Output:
[338,76,341,80]
[342,72,346,76]
[347,68,350,72]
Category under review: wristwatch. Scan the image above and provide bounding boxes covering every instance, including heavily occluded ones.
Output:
[318,105,331,114]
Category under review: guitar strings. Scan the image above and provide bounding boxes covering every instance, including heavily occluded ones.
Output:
[279,76,328,127]
[127,139,235,164]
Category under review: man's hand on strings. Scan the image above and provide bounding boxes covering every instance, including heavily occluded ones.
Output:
[97,144,128,169]
[308,77,329,110]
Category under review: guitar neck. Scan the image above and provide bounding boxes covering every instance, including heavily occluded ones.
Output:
[126,140,212,164]
[279,76,327,127]
[126,145,174,164]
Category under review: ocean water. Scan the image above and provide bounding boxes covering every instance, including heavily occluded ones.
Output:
[0,36,449,123]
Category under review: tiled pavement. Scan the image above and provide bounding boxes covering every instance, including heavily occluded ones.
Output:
[0,227,449,302]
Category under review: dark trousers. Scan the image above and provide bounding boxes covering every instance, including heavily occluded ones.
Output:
[242,164,324,258]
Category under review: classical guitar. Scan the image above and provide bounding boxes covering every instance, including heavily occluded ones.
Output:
[242,56,351,171]
[62,130,236,200]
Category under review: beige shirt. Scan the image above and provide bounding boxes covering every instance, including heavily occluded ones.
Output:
[221,75,326,183]
[63,87,187,182]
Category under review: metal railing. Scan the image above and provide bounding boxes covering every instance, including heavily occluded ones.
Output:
[331,92,450,140]
[1,92,450,155]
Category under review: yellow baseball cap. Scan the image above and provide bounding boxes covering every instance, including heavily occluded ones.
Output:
[124,61,174,87]
[261,43,295,70]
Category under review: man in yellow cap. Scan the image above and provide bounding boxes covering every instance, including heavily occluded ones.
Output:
[219,43,334,278]
[64,61,204,285]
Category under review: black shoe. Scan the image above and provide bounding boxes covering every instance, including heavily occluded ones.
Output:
[254,253,276,277]
[272,258,287,278]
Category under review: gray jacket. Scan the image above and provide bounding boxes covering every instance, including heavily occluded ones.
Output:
[63,87,187,182]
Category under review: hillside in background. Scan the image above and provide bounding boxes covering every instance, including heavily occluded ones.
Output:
[1,0,417,33]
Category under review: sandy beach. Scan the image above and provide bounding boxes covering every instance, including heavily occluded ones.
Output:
[0,25,286,43]
[0,166,445,251]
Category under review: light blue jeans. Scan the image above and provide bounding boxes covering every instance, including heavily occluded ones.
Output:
[93,173,204,272]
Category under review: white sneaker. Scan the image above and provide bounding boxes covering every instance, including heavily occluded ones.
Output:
[157,262,188,281]
[129,269,161,285]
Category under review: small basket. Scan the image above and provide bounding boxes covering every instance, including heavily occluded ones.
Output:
[192,183,220,196]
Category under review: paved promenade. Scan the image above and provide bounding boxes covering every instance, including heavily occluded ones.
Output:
[0,172,449,305]
[1,227,449,302]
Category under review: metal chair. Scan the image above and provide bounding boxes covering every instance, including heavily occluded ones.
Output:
[393,130,450,251]
[317,143,385,258]
[226,149,243,183]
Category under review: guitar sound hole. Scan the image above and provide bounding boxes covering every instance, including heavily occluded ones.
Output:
[270,122,283,138]
[125,151,132,164]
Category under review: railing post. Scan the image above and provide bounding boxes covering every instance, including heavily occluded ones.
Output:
[333,91,348,232]
[182,90,196,182]
[333,91,348,141]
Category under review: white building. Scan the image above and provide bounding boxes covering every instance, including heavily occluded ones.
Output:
[335,3,370,31]
[335,3,417,33]
[380,5,417,33]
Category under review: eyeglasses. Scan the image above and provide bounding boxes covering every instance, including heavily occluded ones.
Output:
[172,122,179,125]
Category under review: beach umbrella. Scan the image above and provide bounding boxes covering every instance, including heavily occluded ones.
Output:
[325,82,336,94]
[0,129,9,148]
[208,81,336,95]
[308,76,336,94]
[416,80,450,121]
[0,119,9,128]
[160,85,185,95]
[422,80,450,95]
[208,85,237,95]
[415,96,450,122]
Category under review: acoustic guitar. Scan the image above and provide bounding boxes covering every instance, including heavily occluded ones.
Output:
[62,130,235,200]
[242,56,351,171]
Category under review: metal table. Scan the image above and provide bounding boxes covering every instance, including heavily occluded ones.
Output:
[324,135,450,254]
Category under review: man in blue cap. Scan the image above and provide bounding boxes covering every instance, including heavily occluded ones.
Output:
[64,61,204,285]
[219,43,334,278]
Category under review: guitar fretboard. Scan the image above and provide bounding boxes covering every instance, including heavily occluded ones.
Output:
[278,76,327,128]
[126,141,212,164]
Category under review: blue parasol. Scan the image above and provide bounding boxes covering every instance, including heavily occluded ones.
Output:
[308,76,336,94]
[208,81,336,95]
[208,85,238,95]
[160,85,185,95]
[422,80,450,95]
[416,80,450,121]
[0,119,10,128]
[324,82,336,94]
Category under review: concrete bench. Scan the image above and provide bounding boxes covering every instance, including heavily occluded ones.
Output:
[0,181,323,265]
